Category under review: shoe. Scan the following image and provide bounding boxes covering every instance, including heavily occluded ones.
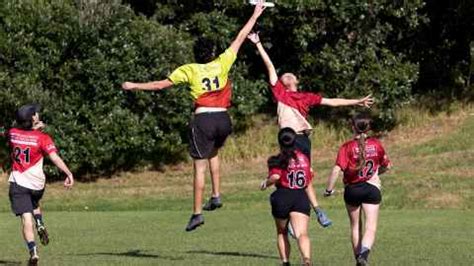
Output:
[28,247,39,266]
[185,214,204,232]
[315,208,332,228]
[203,196,222,211]
[356,250,370,266]
[37,225,50,246]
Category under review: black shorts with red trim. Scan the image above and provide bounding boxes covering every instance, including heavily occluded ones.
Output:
[9,182,44,216]
[270,187,311,219]
[344,182,381,206]
[188,111,232,159]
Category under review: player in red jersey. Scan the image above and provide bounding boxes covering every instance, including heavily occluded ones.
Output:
[122,3,266,232]
[324,112,391,266]
[260,128,322,266]
[7,104,74,265]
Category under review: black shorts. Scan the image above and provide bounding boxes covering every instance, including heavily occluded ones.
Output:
[270,188,311,219]
[295,134,311,161]
[344,182,381,206]
[9,182,44,216]
[188,111,232,159]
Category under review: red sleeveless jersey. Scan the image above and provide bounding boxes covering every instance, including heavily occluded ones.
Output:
[336,137,390,185]
[268,150,313,189]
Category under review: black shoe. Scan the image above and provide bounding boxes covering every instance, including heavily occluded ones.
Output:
[203,196,222,211]
[356,250,370,266]
[28,247,39,266]
[185,214,204,232]
[37,225,49,246]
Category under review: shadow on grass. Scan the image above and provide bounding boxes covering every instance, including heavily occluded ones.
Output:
[186,250,278,260]
[76,249,183,261]
[0,260,21,266]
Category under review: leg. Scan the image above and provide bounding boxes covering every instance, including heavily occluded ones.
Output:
[193,159,208,215]
[275,218,291,264]
[289,212,311,265]
[208,154,220,198]
[361,203,380,250]
[346,204,362,257]
[21,213,36,244]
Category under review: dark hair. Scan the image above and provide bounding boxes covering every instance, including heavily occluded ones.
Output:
[17,120,33,130]
[268,128,297,169]
[193,37,216,64]
[351,113,372,170]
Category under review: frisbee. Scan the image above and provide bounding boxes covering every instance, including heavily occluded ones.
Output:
[249,0,275,7]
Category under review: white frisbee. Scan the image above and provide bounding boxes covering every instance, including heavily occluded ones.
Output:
[249,0,275,7]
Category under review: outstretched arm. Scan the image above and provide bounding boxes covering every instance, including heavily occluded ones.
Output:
[248,32,278,85]
[321,95,374,108]
[122,79,173,91]
[229,2,266,54]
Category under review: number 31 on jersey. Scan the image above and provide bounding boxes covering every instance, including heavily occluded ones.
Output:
[202,76,220,91]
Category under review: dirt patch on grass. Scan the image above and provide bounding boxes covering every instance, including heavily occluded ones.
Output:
[424,192,464,209]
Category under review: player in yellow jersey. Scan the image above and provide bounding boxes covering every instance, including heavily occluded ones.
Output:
[122,3,266,231]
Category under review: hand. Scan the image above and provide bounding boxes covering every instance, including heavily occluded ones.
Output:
[358,94,374,108]
[247,32,260,44]
[64,174,74,189]
[252,1,266,18]
[260,180,267,190]
[324,189,335,197]
[32,121,46,131]
[122,82,136,90]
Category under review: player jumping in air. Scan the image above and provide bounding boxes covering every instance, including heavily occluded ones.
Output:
[122,3,267,231]
[260,128,319,266]
[324,112,391,266]
[248,31,375,228]
[7,104,74,265]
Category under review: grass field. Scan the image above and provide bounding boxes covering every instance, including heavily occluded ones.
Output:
[0,106,473,265]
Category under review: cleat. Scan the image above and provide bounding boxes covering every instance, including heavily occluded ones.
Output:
[315,208,332,228]
[356,250,370,266]
[185,214,204,232]
[203,196,222,211]
[37,225,50,246]
[28,247,39,266]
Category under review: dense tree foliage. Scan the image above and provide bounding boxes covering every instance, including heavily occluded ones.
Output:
[0,0,471,178]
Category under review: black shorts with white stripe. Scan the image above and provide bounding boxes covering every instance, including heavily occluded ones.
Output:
[188,111,232,159]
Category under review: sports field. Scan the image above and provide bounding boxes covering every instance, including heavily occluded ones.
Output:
[1,107,473,265]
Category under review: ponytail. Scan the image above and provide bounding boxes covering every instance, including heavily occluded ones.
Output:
[356,133,367,170]
[351,113,372,171]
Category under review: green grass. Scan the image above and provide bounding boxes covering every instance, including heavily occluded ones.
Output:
[0,107,473,264]
[0,209,472,265]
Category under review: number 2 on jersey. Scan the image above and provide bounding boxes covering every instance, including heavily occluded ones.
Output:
[358,159,374,178]
[202,76,220,91]
[287,170,306,189]
[14,147,30,164]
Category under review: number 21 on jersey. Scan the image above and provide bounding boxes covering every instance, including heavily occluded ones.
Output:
[202,76,220,91]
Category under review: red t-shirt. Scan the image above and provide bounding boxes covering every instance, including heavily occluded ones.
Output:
[268,150,313,189]
[8,128,58,190]
[336,137,390,185]
[271,81,322,118]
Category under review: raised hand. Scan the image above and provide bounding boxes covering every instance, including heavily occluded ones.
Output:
[247,32,260,44]
[121,82,136,90]
[358,94,374,108]
[252,2,266,18]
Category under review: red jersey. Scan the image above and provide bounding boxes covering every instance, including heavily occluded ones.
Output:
[271,81,322,133]
[336,137,390,185]
[268,150,313,189]
[7,128,58,190]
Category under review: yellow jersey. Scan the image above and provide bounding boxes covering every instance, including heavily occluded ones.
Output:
[168,48,237,108]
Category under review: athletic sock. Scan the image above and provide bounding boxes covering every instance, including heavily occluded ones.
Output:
[34,214,44,227]
[27,241,36,252]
